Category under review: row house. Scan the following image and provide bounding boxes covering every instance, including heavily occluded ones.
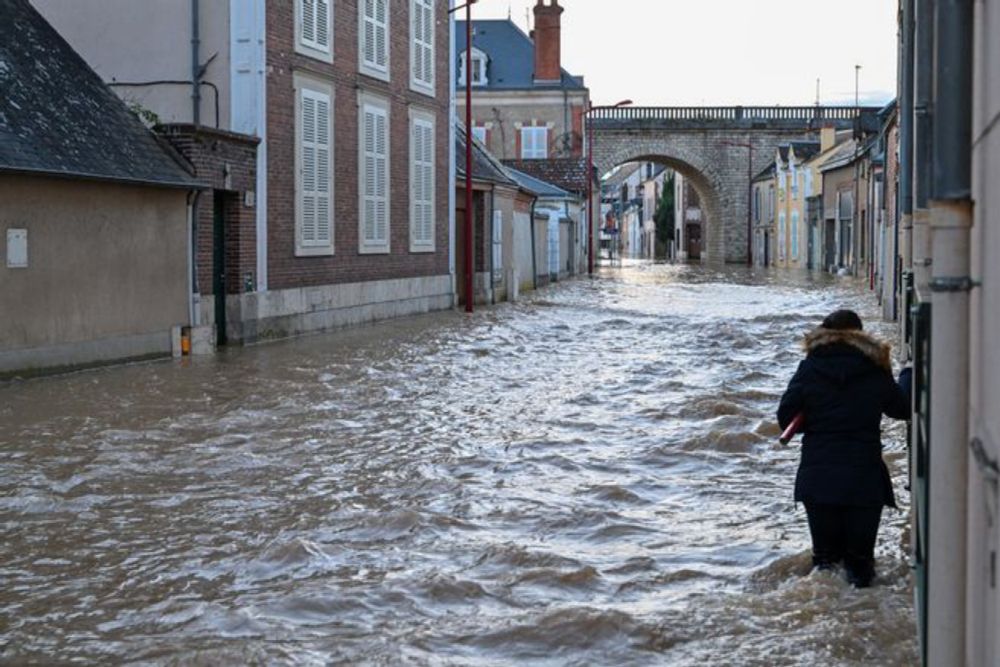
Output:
[456,1,588,161]
[1,0,202,377]
[36,0,453,347]
[771,141,820,270]
[673,174,704,261]
[456,0,596,272]
[751,164,776,266]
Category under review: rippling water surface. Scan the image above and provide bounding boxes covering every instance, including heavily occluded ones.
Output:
[0,263,917,665]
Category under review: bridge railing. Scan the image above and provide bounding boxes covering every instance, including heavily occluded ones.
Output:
[587,105,878,122]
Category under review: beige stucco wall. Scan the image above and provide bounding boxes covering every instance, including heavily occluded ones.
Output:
[33,0,232,128]
[0,176,190,375]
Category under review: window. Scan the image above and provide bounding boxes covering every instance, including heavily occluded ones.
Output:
[361,0,389,79]
[520,126,548,159]
[410,111,435,251]
[411,0,435,94]
[471,126,487,144]
[458,48,487,86]
[295,79,333,256]
[778,211,786,260]
[805,169,813,198]
[297,0,331,60]
[360,95,390,252]
[791,210,800,259]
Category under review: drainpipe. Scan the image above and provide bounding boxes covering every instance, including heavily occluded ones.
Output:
[529,194,539,290]
[449,0,457,302]
[899,0,914,309]
[912,0,934,295]
[191,0,201,126]
[926,0,973,664]
[186,190,203,327]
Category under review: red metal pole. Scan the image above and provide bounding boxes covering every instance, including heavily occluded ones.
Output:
[747,142,753,266]
[587,108,594,275]
[464,3,474,312]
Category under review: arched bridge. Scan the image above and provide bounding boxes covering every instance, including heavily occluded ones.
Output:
[587,106,880,263]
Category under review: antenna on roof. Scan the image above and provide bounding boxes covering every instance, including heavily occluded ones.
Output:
[508,3,512,20]
[815,78,821,106]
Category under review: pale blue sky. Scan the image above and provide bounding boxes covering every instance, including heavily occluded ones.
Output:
[468,0,898,107]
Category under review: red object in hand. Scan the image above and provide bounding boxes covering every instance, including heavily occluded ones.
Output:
[780,413,805,445]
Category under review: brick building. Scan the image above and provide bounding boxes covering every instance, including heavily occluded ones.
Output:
[456,1,589,161]
[36,0,454,345]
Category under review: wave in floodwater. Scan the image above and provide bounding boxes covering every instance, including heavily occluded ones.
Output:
[0,263,917,666]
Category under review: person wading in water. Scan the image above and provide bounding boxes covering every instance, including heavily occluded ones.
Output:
[777,309,912,588]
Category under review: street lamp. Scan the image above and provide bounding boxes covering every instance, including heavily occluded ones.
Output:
[450,0,478,312]
[586,99,632,275]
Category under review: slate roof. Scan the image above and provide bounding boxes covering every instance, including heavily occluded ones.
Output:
[819,138,860,172]
[456,124,518,187]
[788,141,821,162]
[506,166,574,199]
[456,20,586,91]
[0,0,200,189]
[752,163,776,183]
[502,158,590,195]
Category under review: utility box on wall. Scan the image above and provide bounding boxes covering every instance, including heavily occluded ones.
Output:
[6,229,27,268]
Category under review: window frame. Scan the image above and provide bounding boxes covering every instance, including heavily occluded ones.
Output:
[359,0,391,82]
[358,91,391,254]
[409,108,436,253]
[520,126,548,160]
[295,0,333,63]
[458,47,488,87]
[294,74,335,257]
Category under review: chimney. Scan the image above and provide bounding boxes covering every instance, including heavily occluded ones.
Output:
[820,125,836,152]
[532,0,563,84]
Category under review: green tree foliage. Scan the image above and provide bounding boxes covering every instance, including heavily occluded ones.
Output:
[655,173,676,258]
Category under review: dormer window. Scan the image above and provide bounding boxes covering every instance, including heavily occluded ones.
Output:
[458,47,488,86]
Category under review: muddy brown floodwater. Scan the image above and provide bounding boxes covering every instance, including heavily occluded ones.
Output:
[0,263,918,666]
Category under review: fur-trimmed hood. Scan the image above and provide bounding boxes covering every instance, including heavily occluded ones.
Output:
[803,328,892,372]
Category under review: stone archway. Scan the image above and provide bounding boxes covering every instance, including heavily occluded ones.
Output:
[591,127,817,264]
[596,146,727,263]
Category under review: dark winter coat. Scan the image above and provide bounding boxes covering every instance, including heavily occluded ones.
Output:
[777,328,911,508]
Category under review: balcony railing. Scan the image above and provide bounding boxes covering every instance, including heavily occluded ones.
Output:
[587,105,879,123]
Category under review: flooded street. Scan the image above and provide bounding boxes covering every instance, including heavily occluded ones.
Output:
[0,263,917,666]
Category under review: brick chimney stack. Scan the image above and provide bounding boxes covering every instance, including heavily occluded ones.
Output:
[532,0,563,84]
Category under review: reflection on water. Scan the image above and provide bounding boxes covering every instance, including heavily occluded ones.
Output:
[0,263,916,665]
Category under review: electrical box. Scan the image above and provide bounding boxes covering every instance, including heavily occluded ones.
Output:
[6,228,27,268]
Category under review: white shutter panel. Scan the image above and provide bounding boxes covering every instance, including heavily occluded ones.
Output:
[363,108,377,242]
[301,93,317,245]
[363,0,376,67]
[422,122,434,244]
[375,110,388,243]
[315,95,331,244]
[375,0,388,69]
[316,0,330,51]
[302,0,316,46]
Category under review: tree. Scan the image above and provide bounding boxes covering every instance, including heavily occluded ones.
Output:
[654,172,676,258]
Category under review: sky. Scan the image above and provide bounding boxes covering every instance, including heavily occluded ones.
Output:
[469,0,899,107]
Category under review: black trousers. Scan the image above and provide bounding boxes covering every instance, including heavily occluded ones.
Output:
[804,503,883,586]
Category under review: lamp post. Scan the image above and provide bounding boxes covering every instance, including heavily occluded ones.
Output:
[721,138,755,266]
[586,99,632,275]
[451,0,477,312]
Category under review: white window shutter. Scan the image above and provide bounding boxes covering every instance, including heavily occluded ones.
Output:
[300,89,332,249]
[412,0,434,90]
[411,117,435,248]
[363,0,377,67]
[362,102,389,249]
